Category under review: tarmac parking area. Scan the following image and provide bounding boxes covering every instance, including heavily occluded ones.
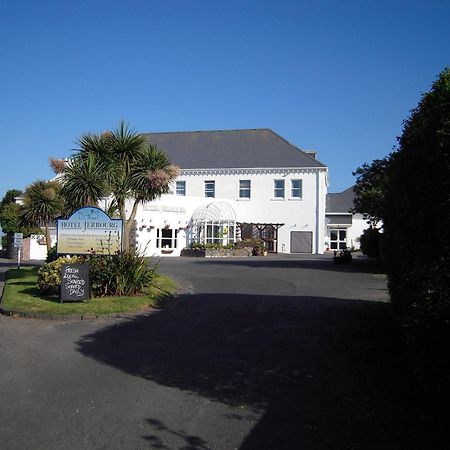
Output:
[1,255,441,449]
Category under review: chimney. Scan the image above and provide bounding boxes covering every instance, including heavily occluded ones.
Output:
[304,150,317,159]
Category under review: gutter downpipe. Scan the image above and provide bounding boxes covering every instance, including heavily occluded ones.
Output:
[315,171,320,254]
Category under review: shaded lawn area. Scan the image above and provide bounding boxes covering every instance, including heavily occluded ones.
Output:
[1,266,176,316]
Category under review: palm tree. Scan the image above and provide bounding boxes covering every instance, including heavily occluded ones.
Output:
[59,121,179,252]
[19,180,64,253]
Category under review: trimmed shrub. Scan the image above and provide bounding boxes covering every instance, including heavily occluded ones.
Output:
[383,68,450,394]
[191,242,236,250]
[359,227,382,259]
[37,256,81,295]
[235,239,264,250]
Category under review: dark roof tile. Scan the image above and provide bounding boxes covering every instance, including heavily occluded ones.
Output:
[143,129,326,169]
[326,186,355,213]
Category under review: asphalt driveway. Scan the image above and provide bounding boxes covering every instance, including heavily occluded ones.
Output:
[0,255,444,449]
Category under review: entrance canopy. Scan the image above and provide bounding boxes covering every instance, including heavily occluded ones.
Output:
[191,201,237,245]
[192,201,236,222]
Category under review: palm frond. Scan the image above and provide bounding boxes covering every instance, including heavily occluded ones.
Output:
[129,144,179,201]
[19,180,63,227]
[111,120,147,170]
[61,153,108,208]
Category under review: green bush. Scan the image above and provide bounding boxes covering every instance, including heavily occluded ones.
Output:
[191,242,236,250]
[84,251,157,297]
[37,256,81,295]
[37,251,157,298]
[190,239,265,251]
[359,227,382,259]
[383,67,450,394]
[235,238,264,249]
[46,244,59,263]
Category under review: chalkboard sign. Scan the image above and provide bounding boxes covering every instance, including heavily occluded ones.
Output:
[60,263,90,303]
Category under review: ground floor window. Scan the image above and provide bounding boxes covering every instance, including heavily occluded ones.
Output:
[156,228,178,249]
[195,222,235,245]
[330,229,347,250]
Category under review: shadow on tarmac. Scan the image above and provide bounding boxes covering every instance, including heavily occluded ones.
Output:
[77,292,446,449]
[183,255,387,274]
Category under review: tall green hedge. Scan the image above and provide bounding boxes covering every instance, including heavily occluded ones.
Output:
[383,68,450,393]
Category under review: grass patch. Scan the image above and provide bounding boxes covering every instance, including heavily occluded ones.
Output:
[1,266,176,316]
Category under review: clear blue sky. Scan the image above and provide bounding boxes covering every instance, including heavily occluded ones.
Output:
[1,0,449,200]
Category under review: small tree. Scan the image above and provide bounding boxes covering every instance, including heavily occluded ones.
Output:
[0,190,21,248]
[0,189,40,251]
[19,180,64,253]
[0,189,22,211]
[58,122,179,252]
[352,156,391,225]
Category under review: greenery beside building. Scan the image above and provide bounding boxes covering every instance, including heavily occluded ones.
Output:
[353,67,450,396]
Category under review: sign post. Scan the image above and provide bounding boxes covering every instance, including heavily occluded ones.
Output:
[14,233,23,269]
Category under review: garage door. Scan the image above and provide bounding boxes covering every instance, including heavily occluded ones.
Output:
[290,231,313,253]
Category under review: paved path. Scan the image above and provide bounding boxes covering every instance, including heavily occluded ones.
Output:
[0,255,442,449]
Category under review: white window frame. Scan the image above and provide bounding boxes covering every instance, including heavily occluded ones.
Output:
[291,179,302,199]
[156,228,178,249]
[205,180,215,198]
[239,180,251,199]
[176,180,186,196]
[273,179,285,198]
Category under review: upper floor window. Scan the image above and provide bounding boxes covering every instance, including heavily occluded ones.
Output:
[205,180,215,198]
[239,180,251,198]
[274,179,285,198]
[291,179,302,198]
[176,180,186,196]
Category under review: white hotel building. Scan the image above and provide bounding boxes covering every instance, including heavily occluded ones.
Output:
[20,129,371,260]
[130,129,329,257]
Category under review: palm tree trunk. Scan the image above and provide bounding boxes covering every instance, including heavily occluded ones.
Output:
[124,199,140,253]
[118,202,127,252]
[44,223,52,253]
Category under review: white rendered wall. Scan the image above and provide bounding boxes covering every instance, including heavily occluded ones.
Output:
[347,214,370,249]
[29,232,57,260]
[132,195,229,257]
[133,168,328,256]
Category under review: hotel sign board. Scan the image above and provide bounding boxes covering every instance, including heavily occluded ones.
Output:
[57,207,123,255]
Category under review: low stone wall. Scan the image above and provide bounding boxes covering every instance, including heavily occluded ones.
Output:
[180,247,254,258]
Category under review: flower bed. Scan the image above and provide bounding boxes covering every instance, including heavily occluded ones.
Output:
[180,247,253,258]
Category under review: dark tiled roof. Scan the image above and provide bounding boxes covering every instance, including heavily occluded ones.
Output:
[326,186,355,213]
[143,129,326,170]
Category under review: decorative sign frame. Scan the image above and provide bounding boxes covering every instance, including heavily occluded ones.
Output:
[57,206,123,255]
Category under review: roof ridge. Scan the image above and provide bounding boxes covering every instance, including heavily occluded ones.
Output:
[143,128,273,135]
